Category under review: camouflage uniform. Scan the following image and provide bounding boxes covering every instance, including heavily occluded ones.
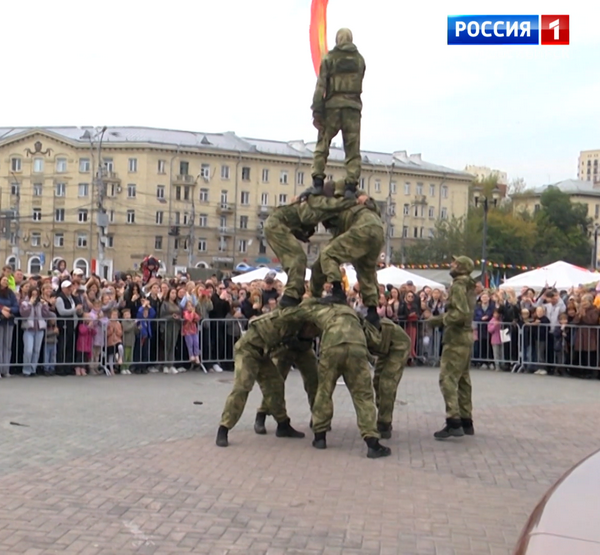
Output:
[427,256,476,439]
[311,28,365,190]
[310,199,384,308]
[265,196,356,302]
[218,308,305,431]
[363,318,411,433]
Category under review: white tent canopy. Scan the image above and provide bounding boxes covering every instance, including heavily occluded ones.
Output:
[499,261,598,291]
[232,267,310,285]
[343,265,445,290]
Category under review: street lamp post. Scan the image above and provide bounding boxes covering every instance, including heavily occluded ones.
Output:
[592,225,600,270]
[472,186,501,285]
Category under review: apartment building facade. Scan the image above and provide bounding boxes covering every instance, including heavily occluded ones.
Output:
[0,127,473,277]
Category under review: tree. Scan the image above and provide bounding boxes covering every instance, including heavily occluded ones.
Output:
[508,177,526,195]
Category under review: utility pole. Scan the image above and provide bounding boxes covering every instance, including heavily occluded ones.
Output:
[188,175,198,268]
[166,146,181,276]
[10,172,21,270]
[384,162,395,265]
[95,127,108,279]
[592,225,599,270]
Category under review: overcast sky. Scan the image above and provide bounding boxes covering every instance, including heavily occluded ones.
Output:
[2,0,597,187]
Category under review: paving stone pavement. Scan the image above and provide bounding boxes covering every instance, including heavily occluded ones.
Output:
[1,368,600,555]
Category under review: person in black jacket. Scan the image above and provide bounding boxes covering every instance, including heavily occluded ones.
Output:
[208,284,232,372]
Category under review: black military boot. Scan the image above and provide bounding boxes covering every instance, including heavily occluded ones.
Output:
[312,176,325,194]
[377,421,392,440]
[433,418,465,440]
[254,412,267,435]
[275,418,305,439]
[366,306,381,329]
[344,180,358,200]
[279,294,301,308]
[365,437,392,459]
[461,418,474,436]
[312,431,327,449]
[319,281,347,305]
[216,425,229,447]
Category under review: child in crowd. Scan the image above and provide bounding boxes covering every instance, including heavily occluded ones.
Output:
[75,313,96,376]
[487,309,503,371]
[44,318,59,376]
[553,312,569,376]
[182,300,201,365]
[120,308,137,373]
[531,306,550,375]
[135,299,155,373]
[106,308,123,376]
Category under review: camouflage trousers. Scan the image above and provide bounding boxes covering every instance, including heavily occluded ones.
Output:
[257,346,319,415]
[438,333,473,420]
[264,220,306,301]
[374,340,410,425]
[311,108,361,184]
[310,223,384,307]
[220,343,288,429]
[311,345,379,439]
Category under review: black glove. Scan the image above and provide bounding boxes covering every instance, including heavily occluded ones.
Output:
[298,187,321,202]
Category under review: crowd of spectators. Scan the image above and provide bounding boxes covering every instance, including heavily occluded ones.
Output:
[0,263,599,380]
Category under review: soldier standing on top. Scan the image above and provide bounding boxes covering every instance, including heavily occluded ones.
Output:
[309,28,366,200]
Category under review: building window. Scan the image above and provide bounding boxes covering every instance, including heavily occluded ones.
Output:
[374,180,381,193]
[78,209,88,223]
[239,215,248,229]
[218,239,227,252]
[102,158,114,171]
[109,210,115,223]
[76,233,88,248]
[199,188,209,202]
[262,168,270,183]
[429,184,436,197]
[109,183,118,197]
[55,182,66,197]
[32,208,42,222]
[238,239,247,253]
[175,212,181,225]
[280,170,288,184]
[241,167,251,181]
[359,177,365,190]
[155,211,163,225]
[440,207,448,219]
[534,204,541,213]
[595,204,600,219]
[390,181,397,194]
[128,158,137,173]
[296,171,304,186]
[219,216,227,229]
[56,158,67,173]
[416,182,423,195]
[413,204,420,217]
[259,241,267,255]
[33,183,43,196]
[79,158,90,172]
[154,236,163,250]
[156,185,165,199]
[127,210,135,224]
[403,204,410,215]
[413,227,419,238]
[127,184,137,198]
[428,206,435,219]
[31,232,41,247]
[33,158,44,173]
[200,163,210,179]
[198,214,207,227]
[220,190,228,204]
[404,182,411,195]
[54,233,64,247]
[105,235,114,248]
[402,226,408,238]
[78,183,89,197]
[221,165,230,180]
[198,239,207,252]
[184,186,191,201]
[158,159,166,174]
[183,212,190,226]
[240,191,250,205]
[175,186,181,200]
[10,182,19,196]
[9,232,16,246]
[10,158,21,172]
[55,209,65,222]
[261,192,269,206]
[389,225,395,237]
[327,174,333,181]
[179,161,189,175]
[441,185,448,199]
[278,194,288,205]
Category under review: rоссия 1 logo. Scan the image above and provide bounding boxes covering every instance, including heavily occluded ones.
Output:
[447,15,569,45]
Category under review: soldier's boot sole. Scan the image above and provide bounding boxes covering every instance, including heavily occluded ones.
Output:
[434,427,465,440]
[216,426,229,447]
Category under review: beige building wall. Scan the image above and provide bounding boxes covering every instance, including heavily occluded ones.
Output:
[578,149,600,182]
[0,129,472,277]
[464,164,508,185]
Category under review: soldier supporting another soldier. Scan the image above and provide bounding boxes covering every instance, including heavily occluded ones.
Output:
[311,28,366,199]
[427,256,477,440]
[362,318,411,439]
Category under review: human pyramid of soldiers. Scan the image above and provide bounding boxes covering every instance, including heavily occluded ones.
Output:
[216,29,478,458]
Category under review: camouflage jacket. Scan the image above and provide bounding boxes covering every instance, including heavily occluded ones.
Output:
[362,318,410,358]
[242,307,306,352]
[428,275,476,340]
[312,43,366,113]
[326,202,383,237]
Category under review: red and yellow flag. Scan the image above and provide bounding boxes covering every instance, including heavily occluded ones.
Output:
[309,0,329,76]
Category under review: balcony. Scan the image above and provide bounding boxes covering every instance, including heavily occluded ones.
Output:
[257,206,272,218]
[96,169,121,183]
[218,226,234,237]
[217,202,234,214]
[173,174,196,186]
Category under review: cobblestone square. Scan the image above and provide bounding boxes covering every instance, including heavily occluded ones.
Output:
[1,368,599,555]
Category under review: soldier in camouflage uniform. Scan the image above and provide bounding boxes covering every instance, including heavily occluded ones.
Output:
[310,28,366,199]
[427,256,477,440]
[253,338,319,435]
[291,298,391,459]
[362,318,411,438]
[309,183,384,327]
[264,183,362,307]
[216,308,309,447]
